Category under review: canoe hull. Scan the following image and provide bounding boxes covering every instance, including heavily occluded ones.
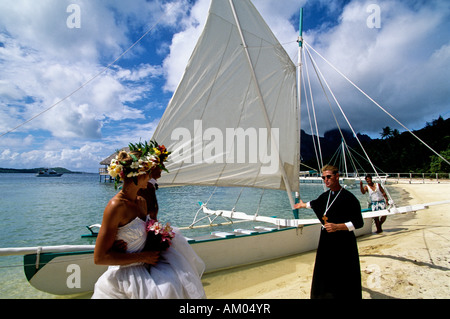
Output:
[22,218,373,295]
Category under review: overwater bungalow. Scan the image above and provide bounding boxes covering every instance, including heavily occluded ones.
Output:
[99,147,129,182]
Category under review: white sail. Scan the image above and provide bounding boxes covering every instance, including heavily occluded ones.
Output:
[152,0,299,193]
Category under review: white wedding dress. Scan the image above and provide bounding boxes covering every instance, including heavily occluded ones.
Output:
[91,217,206,299]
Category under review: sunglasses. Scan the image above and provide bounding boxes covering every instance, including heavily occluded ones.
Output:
[321,174,335,180]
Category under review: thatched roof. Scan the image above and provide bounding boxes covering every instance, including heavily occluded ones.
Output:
[99,147,129,165]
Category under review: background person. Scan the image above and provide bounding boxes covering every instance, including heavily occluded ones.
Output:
[360,174,388,233]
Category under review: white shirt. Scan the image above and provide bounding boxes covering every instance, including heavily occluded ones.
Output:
[306,201,355,231]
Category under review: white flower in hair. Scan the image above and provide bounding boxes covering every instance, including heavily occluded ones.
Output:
[130,161,140,169]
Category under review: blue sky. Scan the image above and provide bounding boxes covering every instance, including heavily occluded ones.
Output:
[0,0,449,172]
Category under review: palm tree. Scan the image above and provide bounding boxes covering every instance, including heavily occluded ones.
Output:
[392,129,400,137]
[380,126,393,139]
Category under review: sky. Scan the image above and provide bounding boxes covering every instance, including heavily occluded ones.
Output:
[0,0,449,172]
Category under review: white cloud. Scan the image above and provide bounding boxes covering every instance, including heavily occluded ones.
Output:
[116,64,163,82]
[0,4,164,138]
[0,1,124,63]
[0,139,111,172]
[0,50,152,138]
[1,149,20,162]
[162,0,210,92]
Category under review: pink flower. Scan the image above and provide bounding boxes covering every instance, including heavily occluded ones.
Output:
[145,219,175,251]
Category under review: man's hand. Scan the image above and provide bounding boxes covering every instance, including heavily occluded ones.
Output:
[294,200,307,209]
[324,223,348,233]
[142,251,160,266]
[112,240,128,252]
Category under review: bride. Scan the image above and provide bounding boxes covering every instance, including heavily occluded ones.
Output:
[92,141,206,299]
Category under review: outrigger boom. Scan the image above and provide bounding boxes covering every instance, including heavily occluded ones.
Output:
[195,200,450,228]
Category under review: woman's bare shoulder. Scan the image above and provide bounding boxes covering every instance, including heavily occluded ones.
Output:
[103,195,130,222]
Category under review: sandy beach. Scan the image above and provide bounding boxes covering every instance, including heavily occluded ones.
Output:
[201,182,450,299]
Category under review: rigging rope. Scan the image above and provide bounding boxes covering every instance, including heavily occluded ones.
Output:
[306,44,386,181]
[304,41,450,167]
[302,49,323,171]
[302,42,397,203]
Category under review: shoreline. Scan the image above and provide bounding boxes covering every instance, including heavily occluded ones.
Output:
[201,183,450,299]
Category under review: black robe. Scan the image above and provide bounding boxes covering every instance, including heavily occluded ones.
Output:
[310,188,364,299]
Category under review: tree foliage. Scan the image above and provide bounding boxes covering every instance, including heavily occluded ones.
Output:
[362,116,450,173]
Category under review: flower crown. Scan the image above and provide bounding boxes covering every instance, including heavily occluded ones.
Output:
[108,140,171,188]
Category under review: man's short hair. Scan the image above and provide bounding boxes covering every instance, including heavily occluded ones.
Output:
[321,164,339,174]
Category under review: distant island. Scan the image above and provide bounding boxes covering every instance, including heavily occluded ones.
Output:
[0,167,83,174]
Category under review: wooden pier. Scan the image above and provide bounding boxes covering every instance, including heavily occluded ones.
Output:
[99,167,113,183]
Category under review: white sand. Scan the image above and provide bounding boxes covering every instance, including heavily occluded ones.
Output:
[201,183,450,299]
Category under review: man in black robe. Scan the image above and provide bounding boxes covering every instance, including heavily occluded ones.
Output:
[295,165,364,299]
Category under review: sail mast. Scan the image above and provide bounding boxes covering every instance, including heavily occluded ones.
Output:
[228,0,295,209]
[297,8,303,141]
[293,8,304,218]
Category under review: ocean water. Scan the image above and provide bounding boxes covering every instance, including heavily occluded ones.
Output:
[0,173,398,298]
